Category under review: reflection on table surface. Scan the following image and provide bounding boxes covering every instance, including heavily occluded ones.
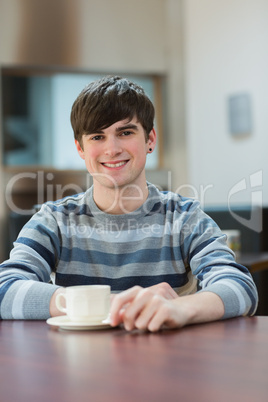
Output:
[1,317,268,402]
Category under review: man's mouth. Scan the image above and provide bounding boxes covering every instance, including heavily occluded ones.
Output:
[101,161,128,168]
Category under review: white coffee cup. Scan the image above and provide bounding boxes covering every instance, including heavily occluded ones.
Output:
[55,285,111,323]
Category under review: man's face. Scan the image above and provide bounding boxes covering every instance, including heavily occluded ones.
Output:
[75,118,156,192]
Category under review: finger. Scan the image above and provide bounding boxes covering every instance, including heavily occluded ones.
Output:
[121,288,156,331]
[148,302,182,332]
[109,286,142,326]
[134,295,163,331]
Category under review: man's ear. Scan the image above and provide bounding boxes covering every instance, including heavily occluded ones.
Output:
[147,128,157,150]
[75,140,85,160]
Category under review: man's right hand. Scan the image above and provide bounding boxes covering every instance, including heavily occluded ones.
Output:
[147,282,178,299]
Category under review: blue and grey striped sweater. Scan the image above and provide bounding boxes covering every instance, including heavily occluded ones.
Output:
[0,183,258,319]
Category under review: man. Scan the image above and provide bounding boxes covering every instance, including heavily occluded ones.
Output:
[0,76,258,331]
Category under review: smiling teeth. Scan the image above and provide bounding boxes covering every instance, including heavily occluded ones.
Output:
[103,161,126,168]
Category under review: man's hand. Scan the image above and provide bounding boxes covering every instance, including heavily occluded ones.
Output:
[110,286,181,332]
[146,282,179,300]
[110,285,225,332]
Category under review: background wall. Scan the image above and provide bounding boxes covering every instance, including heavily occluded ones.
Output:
[0,0,186,187]
[0,0,166,72]
[1,0,268,226]
[184,0,268,208]
[0,0,186,260]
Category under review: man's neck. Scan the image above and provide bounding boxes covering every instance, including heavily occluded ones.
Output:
[93,181,149,215]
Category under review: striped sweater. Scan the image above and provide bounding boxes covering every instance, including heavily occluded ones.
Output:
[0,183,258,319]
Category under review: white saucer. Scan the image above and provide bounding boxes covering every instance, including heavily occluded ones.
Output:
[46,315,112,331]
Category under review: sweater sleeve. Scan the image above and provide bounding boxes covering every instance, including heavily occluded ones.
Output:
[0,205,61,319]
[180,200,258,318]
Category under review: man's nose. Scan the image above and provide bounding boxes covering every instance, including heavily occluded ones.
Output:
[104,137,122,156]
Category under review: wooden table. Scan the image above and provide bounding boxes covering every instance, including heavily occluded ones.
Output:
[0,317,268,402]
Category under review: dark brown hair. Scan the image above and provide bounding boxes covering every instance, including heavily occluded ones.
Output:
[70,76,155,145]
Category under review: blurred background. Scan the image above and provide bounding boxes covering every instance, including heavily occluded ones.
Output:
[0,1,267,280]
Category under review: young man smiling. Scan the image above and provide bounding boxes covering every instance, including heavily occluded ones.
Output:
[74,117,156,214]
[0,76,258,331]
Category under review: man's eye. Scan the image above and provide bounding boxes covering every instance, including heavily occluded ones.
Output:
[121,131,132,136]
[91,135,103,141]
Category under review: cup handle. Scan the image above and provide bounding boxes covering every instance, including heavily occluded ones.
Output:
[55,293,67,314]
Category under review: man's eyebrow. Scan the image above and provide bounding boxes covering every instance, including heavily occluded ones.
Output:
[86,123,139,135]
[115,123,139,132]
